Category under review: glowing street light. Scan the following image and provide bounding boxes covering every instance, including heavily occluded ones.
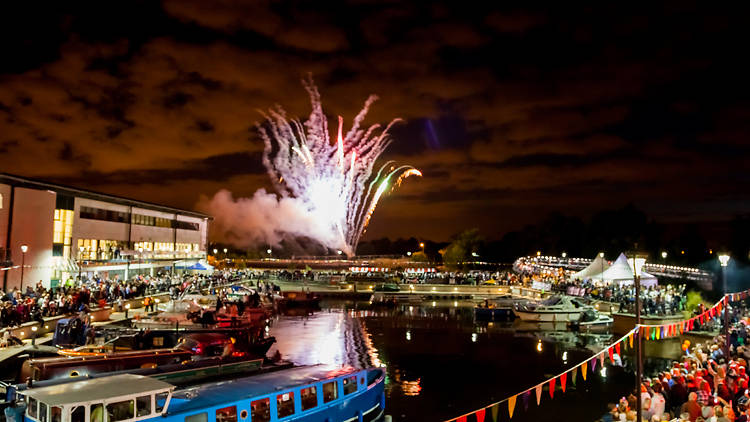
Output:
[267,248,272,255]
[212,248,218,255]
[223,248,228,254]
[661,251,667,260]
[719,253,731,359]
[561,252,567,258]
[20,245,28,290]
[406,251,412,256]
[337,250,343,255]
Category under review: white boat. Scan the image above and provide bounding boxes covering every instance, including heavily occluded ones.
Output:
[514,295,589,322]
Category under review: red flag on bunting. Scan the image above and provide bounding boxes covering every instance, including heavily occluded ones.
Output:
[549,377,556,399]
[457,416,466,422]
[508,395,517,419]
[475,408,486,422]
[560,372,567,393]
[679,322,684,334]
[608,346,614,364]
[615,342,621,356]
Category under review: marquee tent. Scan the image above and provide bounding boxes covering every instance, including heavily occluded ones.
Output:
[596,253,658,287]
[570,254,611,281]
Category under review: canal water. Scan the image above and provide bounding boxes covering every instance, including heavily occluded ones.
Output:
[267,299,647,422]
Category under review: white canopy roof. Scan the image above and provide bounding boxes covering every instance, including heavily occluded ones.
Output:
[596,253,658,287]
[22,374,174,406]
[571,254,611,281]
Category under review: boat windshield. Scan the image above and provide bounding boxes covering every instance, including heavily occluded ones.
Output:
[540,296,561,306]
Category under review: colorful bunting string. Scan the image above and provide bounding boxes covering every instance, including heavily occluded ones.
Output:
[444,286,750,421]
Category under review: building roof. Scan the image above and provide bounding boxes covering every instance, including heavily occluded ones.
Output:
[0,173,210,219]
[21,374,174,406]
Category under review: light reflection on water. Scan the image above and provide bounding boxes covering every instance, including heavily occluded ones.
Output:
[266,300,633,422]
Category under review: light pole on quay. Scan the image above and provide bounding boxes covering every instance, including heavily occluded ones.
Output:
[719,254,731,360]
[20,245,28,290]
[599,251,605,285]
[137,247,144,277]
[630,252,647,422]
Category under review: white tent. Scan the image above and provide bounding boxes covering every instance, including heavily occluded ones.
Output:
[596,253,658,287]
[571,254,611,281]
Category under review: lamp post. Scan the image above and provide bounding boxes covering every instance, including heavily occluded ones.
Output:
[31,325,38,346]
[719,254,731,359]
[599,252,605,285]
[137,247,144,278]
[78,246,84,282]
[661,251,667,261]
[267,248,272,257]
[20,245,28,290]
[630,252,647,422]
[223,248,227,259]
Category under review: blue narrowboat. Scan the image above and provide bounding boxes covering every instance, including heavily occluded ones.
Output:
[15,365,385,422]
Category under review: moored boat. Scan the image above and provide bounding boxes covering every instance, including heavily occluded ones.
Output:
[12,364,386,422]
[513,295,589,322]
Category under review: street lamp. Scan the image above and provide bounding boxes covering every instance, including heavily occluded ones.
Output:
[223,248,228,255]
[561,252,567,258]
[31,325,38,346]
[78,246,84,282]
[213,248,218,255]
[138,247,144,277]
[267,248,272,256]
[20,245,28,290]
[629,252,647,422]
[599,252,605,285]
[661,251,667,260]
[719,253,731,359]
[407,251,412,257]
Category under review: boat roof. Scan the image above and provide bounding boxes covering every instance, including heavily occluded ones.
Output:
[21,374,174,406]
[169,365,358,414]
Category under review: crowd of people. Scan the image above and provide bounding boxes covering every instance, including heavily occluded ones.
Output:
[601,305,750,422]
[0,270,246,329]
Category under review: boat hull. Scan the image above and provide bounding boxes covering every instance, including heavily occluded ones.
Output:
[514,310,582,322]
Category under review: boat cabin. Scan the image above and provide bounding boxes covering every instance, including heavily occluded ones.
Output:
[19,374,174,422]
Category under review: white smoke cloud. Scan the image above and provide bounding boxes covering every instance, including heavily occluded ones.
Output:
[198,188,347,251]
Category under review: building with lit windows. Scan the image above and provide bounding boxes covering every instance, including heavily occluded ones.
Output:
[0,173,210,290]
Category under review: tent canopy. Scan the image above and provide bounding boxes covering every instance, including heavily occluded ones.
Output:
[571,254,611,281]
[175,261,214,271]
[596,253,658,287]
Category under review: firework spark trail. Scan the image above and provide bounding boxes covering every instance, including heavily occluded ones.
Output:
[255,76,421,256]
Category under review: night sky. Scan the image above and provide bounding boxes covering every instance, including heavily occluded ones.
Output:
[1,2,749,242]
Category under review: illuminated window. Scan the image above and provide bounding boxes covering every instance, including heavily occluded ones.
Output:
[53,209,74,258]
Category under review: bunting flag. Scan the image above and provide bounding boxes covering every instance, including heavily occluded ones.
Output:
[535,384,542,405]
[560,372,567,393]
[457,416,466,422]
[656,326,661,340]
[549,377,556,399]
[490,403,499,422]
[521,391,530,411]
[591,355,597,371]
[629,331,634,348]
[599,352,605,368]
[615,342,621,356]
[571,366,577,385]
[608,346,614,364]
[475,408,486,422]
[651,327,656,340]
[508,395,517,419]
[581,361,587,380]
[679,322,684,334]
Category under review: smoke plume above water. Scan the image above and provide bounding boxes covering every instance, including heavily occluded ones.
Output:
[200,77,421,255]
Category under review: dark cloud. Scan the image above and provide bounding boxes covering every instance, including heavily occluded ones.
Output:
[0,2,749,242]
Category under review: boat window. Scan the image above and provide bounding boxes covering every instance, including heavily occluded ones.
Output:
[276,392,294,419]
[250,398,270,422]
[51,406,61,422]
[71,406,85,422]
[184,412,207,422]
[40,402,48,422]
[300,386,317,411]
[343,376,357,395]
[106,399,134,422]
[28,397,38,419]
[239,410,247,420]
[136,396,152,417]
[215,406,237,422]
[155,392,169,413]
[322,381,338,403]
[90,404,104,422]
